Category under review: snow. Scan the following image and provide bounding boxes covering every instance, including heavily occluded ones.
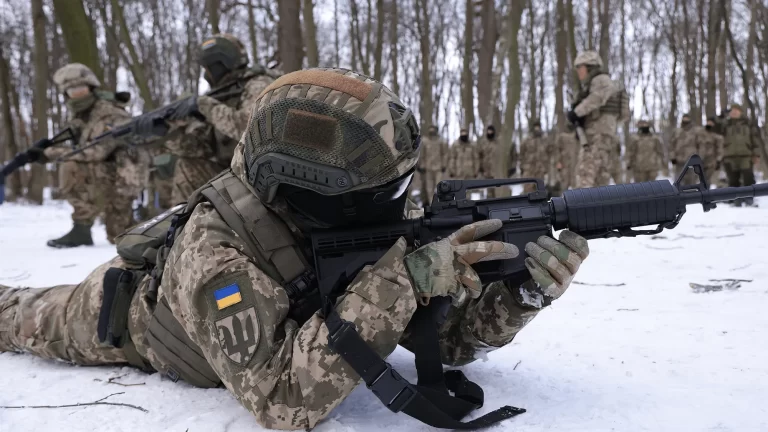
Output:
[1,192,768,432]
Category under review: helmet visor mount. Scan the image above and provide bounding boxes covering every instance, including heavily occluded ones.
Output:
[199,38,245,85]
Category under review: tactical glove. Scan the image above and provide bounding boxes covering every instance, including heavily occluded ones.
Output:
[405,219,518,305]
[134,115,169,139]
[670,158,678,165]
[507,167,516,176]
[26,139,52,163]
[567,110,583,126]
[516,231,589,308]
[168,96,200,121]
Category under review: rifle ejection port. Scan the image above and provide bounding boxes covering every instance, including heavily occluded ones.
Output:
[489,208,521,221]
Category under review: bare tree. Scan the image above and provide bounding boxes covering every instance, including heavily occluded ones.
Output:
[389,0,399,94]
[303,0,319,67]
[28,0,48,204]
[51,0,104,80]
[278,0,304,72]
[373,0,384,80]
[207,0,221,34]
[477,0,497,127]
[0,44,22,201]
[461,0,474,131]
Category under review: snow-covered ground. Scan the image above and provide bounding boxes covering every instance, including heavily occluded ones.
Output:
[1,191,767,432]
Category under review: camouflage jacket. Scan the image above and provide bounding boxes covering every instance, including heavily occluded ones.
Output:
[130,142,541,429]
[476,136,505,178]
[671,125,705,163]
[44,99,131,163]
[573,73,619,137]
[448,139,479,178]
[722,117,760,158]
[626,133,664,171]
[520,133,552,176]
[419,135,449,172]
[699,130,724,165]
[165,72,275,160]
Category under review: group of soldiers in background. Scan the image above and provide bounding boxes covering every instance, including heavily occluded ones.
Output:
[412,51,762,208]
[25,43,765,248]
[31,34,278,248]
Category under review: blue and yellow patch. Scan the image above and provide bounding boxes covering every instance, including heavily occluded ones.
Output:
[214,283,242,310]
[202,39,217,49]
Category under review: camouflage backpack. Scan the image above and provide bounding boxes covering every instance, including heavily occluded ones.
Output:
[603,82,631,122]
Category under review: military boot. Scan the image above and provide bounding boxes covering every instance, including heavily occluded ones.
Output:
[743,198,758,207]
[46,223,94,248]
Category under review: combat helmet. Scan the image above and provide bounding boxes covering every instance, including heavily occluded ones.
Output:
[574,50,603,68]
[53,63,101,92]
[199,34,249,85]
[244,68,420,223]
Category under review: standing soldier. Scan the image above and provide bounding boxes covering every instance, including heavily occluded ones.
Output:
[568,51,620,187]
[670,113,706,184]
[609,137,623,184]
[721,104,761,206]
[626,120,664,182]
[154,34,277,204]
[554,124,580,193]
[29,63,149,248]
[701,116,725,186]
[419,125,449,204]
[448,127,479,179]
[520,120,551,192]
[476,125,501,197]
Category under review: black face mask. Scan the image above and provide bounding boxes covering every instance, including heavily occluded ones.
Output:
[639,127,650,134]
[681,120,691,128]
[459,135,469,142]
[533,128,542,137]
[428,129,438,137]
[706,125,713,131]
[282,171,413,229]
[486,132,495,140]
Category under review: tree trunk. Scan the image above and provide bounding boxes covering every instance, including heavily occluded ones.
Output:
[587,0,594,50]
[555,0,567,131]
[99,2,120,92]
[743,0,756,108]
[334,0,341,66]
[28,0,49,204]
[389,0,399,94]
[0,45,22,201]
[502,0,524,173]
[527,0,537,122]
[461,0,474,131]
[565,0,579,89]
[477,0,497,127]
[303,0,319,67]
[52,0,104,81]
[110,0,156,109]
[681,0,698,120]
[207,0,221,34]
[717,0,728,111]
[705,0,720,117]
[415,0,433,128]
[373,0,385,80]
[247,0,259,64]
[278,0,304,72]
[598,0,611,69]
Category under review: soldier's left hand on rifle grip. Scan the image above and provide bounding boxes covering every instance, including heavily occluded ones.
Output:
[521,231,589,306]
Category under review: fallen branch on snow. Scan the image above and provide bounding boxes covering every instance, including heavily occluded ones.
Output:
[573,281,626,287]
[0,392,148,413]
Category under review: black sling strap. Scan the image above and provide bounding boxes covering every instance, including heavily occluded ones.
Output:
[324,295,526,429]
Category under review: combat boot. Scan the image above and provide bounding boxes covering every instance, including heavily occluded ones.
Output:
[743,198,758,207]
[46,223,94,248]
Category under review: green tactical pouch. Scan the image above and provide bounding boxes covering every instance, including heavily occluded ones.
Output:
[153,153,178,180]
[115,203,187,269]
[146,297,221,388]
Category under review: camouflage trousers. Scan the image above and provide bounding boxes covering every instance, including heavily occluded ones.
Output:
[522,163,548,193]
[632,170,657,183]
[172,158,224,204]
[576,134,614,188]
[0,257,133,365]
[59,149,149,242]
[609,141,623,184]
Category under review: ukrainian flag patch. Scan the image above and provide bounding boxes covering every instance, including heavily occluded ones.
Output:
[214,283,242,310]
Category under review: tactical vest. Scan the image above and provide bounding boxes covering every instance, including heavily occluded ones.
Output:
[103,170,316,387]
[574,72,629,122]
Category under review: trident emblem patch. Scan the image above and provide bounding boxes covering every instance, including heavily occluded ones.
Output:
[216,307,259,365]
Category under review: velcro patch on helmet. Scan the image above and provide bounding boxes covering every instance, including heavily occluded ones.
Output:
[260,70,372,103]
[282,109,338,150]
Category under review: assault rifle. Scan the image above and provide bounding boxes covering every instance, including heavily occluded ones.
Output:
[311,155,768,296]
[57,79,246,160]
[0,128,76,204]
